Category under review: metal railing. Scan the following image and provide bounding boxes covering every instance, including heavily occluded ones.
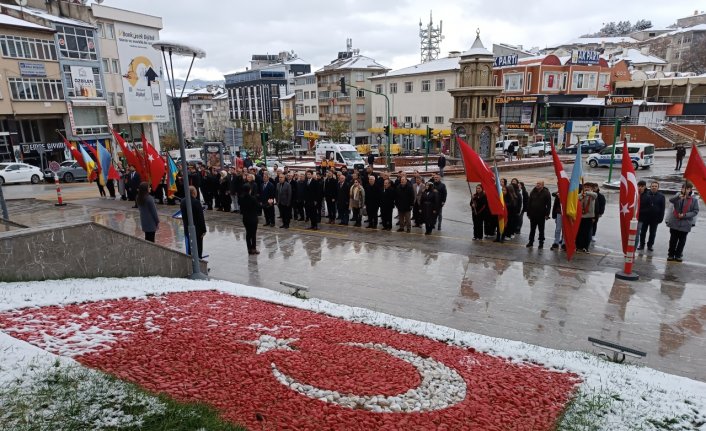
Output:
[665,122,697,140]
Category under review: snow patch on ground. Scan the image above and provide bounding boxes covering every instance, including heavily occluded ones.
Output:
[1,277,705,430]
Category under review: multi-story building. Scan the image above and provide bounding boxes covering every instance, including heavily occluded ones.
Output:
[226,59,310,132]
[315,43,388,145]
[610,48,667,72]
[492,43,536,59]
[292,72,319,144]
[369,56,459,151]
[0,14,65,165]
[642,25,706,73]
[546,36,638,58]
[187,86,225,141]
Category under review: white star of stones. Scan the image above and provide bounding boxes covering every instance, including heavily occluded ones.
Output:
[245,335,298,355]
[620,204,630,215]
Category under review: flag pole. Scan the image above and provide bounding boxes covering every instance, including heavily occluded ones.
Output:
[616,138,639,281]
[454,136,474,196]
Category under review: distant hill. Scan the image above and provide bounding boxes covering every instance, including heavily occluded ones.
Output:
[173,78,225,89]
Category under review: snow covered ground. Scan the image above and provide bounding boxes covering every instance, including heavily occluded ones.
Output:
[1,277,705,430]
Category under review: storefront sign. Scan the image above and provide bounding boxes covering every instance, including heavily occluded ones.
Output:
[20,142,65,155]
[70,66,97,97]
[571,50,600,66]
[19,62,47,77]
[506,123,534,131]
[605,95,634,106]
[496,96,537,104]
[494,54,518,68]
[566,120,600,134]
[115,23,169,123]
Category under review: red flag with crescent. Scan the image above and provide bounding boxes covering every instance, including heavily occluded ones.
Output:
[619,139,640,254]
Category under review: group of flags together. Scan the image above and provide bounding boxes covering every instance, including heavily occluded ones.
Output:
[457,136,706,261]
[59,129,181,197]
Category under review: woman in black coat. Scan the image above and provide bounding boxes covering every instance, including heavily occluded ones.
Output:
[470,184,489,240]
[421,182,440,235]
[239,183,260,255]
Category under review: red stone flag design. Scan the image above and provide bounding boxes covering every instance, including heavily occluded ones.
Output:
[0,291,579,430]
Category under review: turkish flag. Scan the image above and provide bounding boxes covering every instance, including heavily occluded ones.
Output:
[684,144,706,199]
[59,133,88,171]
[456,136,506,221]
[619,139,640,254]
[142,134,165,191]
[111,128,144,178]
[392,118,398,128]
[550,140,581,260]
[0,290,579,430]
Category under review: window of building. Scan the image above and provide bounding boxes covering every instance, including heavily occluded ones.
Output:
[111,59,119,75]
[0,35,58,60]
[571,72,597,91]
[104,23,115,39]
[356,72,365,82]
[295,89,303,100]
[561,73,568,90]
[493,75,498,86]
[375,116,383,123]
[116,92,124,107]
[375,84,383,93]
[17,120,41,143]
[311,91,316,99]
[421,80,430,92]
[106,92,115,107]
[357,89,365,98]
[434,116,444,124]
[598,73,611,91]
[96,22,105,38]
[63,65,103,97]
[72,105,109,136]
[356,104,365,114]
[55,25,97,60]
[311,106,317,114]
[8,77,64,101]
[357,120,366,130]
[435,78,445,91]
[503,73,524,92]
[404,81,413,93]
[404,116,412,124]
[305,106,310,114]
[102,58,111,73]
[542,71,562,91]
[421,116,429,123]
[389,83,397,94]
[526,73,532,92]
[303,91,309,100]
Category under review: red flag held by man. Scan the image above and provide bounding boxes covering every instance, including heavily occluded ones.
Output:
[684,144,706,199]
[550,141,581,260]
[456,136,506,220]
[111,129,145,179]
[59,133,88,171]
[619,139,640,255]
[142,134,166,191]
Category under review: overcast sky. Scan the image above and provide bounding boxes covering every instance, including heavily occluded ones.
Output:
[102,0,701,81]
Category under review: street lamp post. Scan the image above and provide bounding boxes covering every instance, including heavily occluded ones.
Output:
[153,40,208,280]
[543,95,550,157]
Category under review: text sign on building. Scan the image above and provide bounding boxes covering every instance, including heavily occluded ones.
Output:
[571,50,600,65]
[605,95,634,106]
[70,66,97,97]
[115,23,169,123]
[494,55,518,68]
[19,62,47,77]
[496,96,537,104]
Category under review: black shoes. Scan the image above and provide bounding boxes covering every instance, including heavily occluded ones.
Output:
[526,243,533,248]
[550,244,559,250]
[538,242,544,249]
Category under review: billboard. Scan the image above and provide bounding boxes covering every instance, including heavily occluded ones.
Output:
[70,66,97,97]
[115,23,169,123]
[494,54,518,68]
[570,50,600,66]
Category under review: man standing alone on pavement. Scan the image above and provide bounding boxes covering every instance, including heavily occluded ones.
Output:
[437,152,447,177]
[525,181,552,248]
[433,174,447,231]
[675,144,686,171]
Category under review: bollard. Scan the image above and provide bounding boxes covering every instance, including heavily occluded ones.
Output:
[616,217,639,281]
[54,173,67,207]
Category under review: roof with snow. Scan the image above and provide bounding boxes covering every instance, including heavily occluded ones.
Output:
[552,36,638,48]
[0,13,54,32]
[654,23,706,38]
[369,56,460,79]
[1,4,94,28]
[280,93,296,101]
[613,49,666,65]
[318,55,388,72]
[462,32,492,57]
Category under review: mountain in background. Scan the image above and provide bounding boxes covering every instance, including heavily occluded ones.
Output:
[173,78,225,89]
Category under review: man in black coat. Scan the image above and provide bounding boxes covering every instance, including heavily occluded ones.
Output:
[437,153,447,177]
[336,173,351,225]
[395,176,415,232]
[324,170,338,224]
[259,171,276,227]
[525,181,552,248]
[433,174,447,230]
[303,170,322,230]
[364,175,381,228]
[126,166,141,206]
[293,173,306,221]
[276,173,292,229]
[380,179,396,231]
[180,185,207,259]
[637,181,666,251]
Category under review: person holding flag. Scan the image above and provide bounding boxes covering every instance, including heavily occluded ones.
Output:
[576,183,597,253]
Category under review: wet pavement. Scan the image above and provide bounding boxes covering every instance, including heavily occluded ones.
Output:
[2,153,706,382]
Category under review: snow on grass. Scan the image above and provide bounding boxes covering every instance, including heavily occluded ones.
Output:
[1,277,705,430]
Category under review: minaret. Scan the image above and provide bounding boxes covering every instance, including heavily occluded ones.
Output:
[448,30,502,159]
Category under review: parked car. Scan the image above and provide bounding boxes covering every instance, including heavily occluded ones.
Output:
[523,142,550,157]
[43,160,88,183]
[586,143,655,170]
[565,138,607,154]
[496,139,519,155]
[0,162,43,185]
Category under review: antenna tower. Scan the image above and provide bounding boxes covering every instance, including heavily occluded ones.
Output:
[419,11,444,63]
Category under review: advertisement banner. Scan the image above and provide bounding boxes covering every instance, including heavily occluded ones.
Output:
[570,50,600,66]
[70,66,97,97]
[203,143,223,168]
[115,23,169,123]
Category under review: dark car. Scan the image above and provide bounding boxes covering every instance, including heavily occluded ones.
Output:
[564,138,606,154]
[43,160,88,183]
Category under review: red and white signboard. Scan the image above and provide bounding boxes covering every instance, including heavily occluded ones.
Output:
[0,291,579,430]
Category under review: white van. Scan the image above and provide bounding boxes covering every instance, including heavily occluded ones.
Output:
[496,139,519,155]
[586,143,655,170]
[315,142,365,170]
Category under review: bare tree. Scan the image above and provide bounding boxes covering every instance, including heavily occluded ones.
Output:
[680,34,706,75]
[325,120,349,143]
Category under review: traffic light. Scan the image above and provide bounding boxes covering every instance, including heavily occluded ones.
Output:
[426,126,434,140]
[340,77,346,95]
[383,125,389,136]
[261,131,269,144]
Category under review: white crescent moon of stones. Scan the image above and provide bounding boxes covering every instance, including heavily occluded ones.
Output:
[270,342,468,413]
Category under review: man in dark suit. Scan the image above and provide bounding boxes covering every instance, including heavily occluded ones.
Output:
[364,175,381,228]
[127,165,141,207]
[259,171,276,227]
[276,173,292,228]
[336,173,351,225]
[180,186,207,259]
[304,170,322,230]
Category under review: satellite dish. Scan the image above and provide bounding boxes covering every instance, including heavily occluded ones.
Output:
[94,0,105,3]
[15,0,28,6]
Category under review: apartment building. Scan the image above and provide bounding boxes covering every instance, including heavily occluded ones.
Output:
[292,72,318,143]
[315,44,388,145]
[187,86,226,141]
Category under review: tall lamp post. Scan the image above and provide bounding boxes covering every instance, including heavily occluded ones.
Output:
[543,95,550,157]
[153,40,208,280]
